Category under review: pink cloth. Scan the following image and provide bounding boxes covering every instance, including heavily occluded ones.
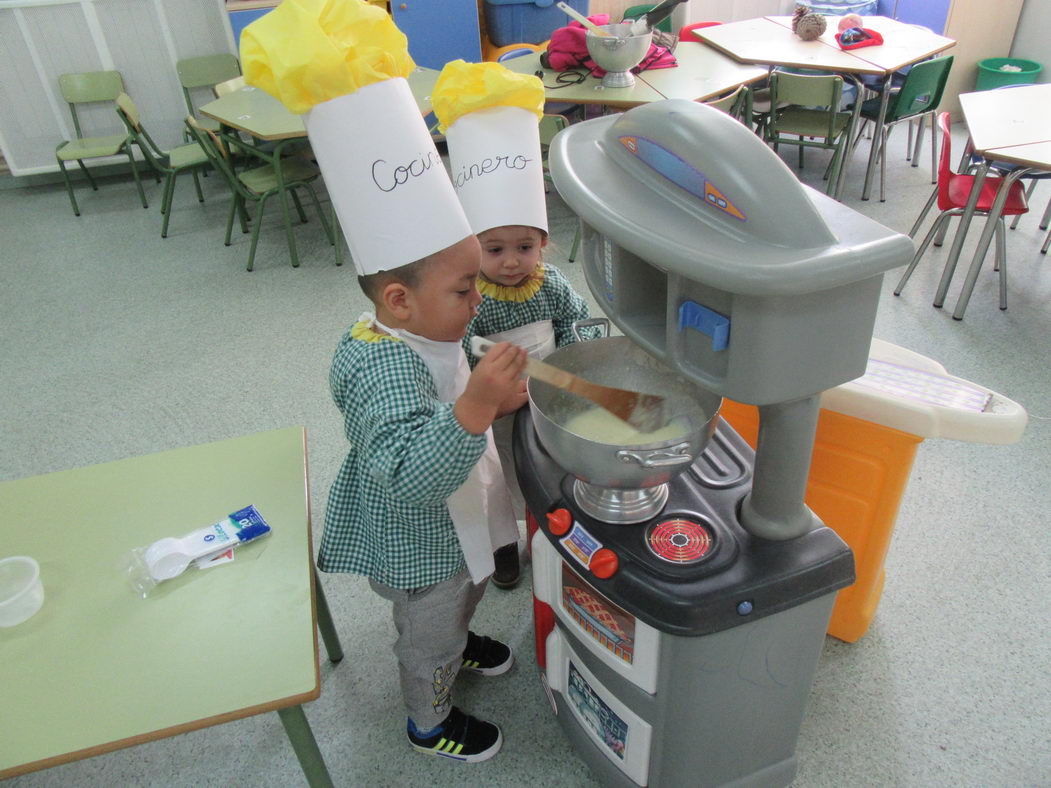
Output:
[546,15,677,77]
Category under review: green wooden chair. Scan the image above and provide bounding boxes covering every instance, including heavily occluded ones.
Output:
[185,117,335,271]
[539,114,581,263]
[850,55,954,202]
[704,84,752,124]
[176,54,241,131]
[115,93,211,238]
[55,71,147,216]
[764,71,856,199]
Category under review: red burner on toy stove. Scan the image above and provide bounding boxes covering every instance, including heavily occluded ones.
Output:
[647,517,713,564]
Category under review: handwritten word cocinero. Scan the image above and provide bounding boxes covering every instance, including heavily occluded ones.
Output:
[452,154,533,188]
[371,151,444,193]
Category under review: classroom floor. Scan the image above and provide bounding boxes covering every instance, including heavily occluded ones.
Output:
[2,121,1049,788]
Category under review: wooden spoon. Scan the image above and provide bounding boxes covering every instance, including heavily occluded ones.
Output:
[470,336,667,432]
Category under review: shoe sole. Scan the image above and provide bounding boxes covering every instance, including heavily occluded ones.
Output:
[462,653,514,677]
[411,728,502,763]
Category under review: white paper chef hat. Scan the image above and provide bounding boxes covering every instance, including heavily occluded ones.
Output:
[241,0,472,276]
[433,61,547,235]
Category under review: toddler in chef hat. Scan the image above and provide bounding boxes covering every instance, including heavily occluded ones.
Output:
[242,0,527,763]
[433,61,600,589]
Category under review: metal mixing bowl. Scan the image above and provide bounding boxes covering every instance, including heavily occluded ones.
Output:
[586,24,653,88]
[527,337,722,490]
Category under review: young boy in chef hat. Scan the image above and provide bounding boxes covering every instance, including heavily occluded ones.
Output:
[242,0,526,763]
[433,61,599,589]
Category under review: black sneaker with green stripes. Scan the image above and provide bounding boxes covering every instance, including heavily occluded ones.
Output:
[461,631,514,676]
[407,706,502,762]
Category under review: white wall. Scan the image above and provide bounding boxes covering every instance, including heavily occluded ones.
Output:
[1010,0,1050,83]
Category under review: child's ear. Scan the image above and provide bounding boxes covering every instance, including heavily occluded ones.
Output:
[540,234,549,248]
[382,281,412,321]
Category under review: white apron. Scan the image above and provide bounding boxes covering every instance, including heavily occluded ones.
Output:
[484,319,556,361]
[370,314,517,583]
[482,320,556,519]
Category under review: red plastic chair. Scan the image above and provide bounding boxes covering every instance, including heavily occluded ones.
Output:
[894,112,1028,310]
[677,21,722,41]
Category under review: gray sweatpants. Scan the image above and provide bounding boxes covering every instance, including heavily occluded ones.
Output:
[370,567,488,728]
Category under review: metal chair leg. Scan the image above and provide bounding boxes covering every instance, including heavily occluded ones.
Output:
[76,158,99,191]
[126,148,148,210]
[1042,225,1051,254]
[290,189,308,223]
[247,195,269,272]
[995,218,1007,310]
[1040,194,1051,231]
[911,114,926,169]
[224,195,238,246]
[569,221,582,262]
[895,212,950,295]
[160,173,176,238]
[192,169,205,203]
[933,213,952,246]
[1010,180,1037,230]
[930,112,938,184]
[58,158,81,216]
[910,186,938,237]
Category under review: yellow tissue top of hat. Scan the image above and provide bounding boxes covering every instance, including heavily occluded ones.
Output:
[241,0,416,115]
[432,60,544,134]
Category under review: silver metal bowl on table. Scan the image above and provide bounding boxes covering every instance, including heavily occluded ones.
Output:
[527,336,722,522]
[585,23,653,89]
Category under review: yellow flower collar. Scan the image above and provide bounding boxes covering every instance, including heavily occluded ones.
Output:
[351,313,401,343]
[477,264,545,303]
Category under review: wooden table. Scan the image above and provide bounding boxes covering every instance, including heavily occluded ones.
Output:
[698,16,955,200]
[935,84,1051,319]
[698,17,884,75]
[0,428,343,786]
[630,41,768,103]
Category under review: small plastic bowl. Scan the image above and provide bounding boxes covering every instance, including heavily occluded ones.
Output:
[0,556,44,627]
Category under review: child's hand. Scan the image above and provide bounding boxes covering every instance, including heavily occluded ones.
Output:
[496,379,528,418]
[455,342,527,434]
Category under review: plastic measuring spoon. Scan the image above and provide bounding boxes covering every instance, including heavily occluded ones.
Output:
[144,534,233,581]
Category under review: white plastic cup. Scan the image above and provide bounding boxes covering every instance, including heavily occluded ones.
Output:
[0,556,44,627]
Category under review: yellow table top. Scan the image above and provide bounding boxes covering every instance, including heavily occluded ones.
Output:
[199,68,441,141]
[0,427,318,779]
[633,41,768,102]
[960,84,1051,154]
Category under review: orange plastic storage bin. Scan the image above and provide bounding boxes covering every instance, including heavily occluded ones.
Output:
[720,399,923,643]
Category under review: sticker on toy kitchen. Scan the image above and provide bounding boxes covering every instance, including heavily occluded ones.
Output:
[560,521,603,569]
[617,135,746,221]
[568,661,628,761]
[562,563,636,664]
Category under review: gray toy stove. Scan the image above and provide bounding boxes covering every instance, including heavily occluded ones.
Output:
[520,99,913,787]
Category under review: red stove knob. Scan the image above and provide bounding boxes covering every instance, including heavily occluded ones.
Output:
[590,548,619,579]
[547,508,572,536]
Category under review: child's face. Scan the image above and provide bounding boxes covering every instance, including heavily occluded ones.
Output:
[478,226,547,287]
[403,235,483,342]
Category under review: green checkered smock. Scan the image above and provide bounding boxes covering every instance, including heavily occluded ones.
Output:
[320,319,487,589]
[462,263,598,366]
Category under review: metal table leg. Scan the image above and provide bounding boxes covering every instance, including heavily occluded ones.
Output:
[278,705,334,788]
[314,568,344,663]
[950,167,1031,320]
[933,160,989,307]
[861,73,893,201]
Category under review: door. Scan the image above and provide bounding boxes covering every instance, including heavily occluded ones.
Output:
[391,0,482,69]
